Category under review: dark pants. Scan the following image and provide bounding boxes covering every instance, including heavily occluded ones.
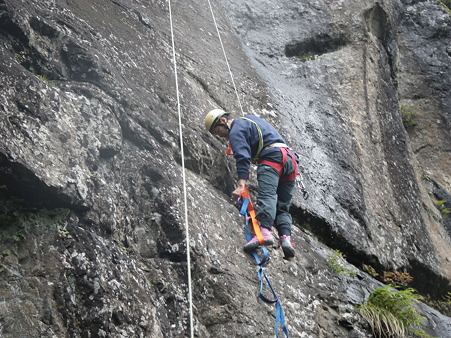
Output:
[255,163,295,236]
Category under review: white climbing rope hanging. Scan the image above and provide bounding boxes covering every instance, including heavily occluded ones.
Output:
[167,1,194,337]
[206,0,244,115]
[166,1,249,336]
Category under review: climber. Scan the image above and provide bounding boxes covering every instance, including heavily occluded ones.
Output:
[204,109,298,258]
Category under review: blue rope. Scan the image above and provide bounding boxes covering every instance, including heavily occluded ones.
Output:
[239,198,289,338]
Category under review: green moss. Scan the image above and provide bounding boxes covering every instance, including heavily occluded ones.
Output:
[1,195,71,256]
[295,55,316,62]
[434,200,451,217]
[412,329,438,338]
[326,249,356,277]
[0,250,11,273]
[14,49,30,64]
[436,0,451,13]
[400,104,420,128]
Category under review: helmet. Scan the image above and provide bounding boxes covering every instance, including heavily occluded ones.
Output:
[204,109,227,132]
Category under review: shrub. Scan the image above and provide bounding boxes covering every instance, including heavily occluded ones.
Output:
[363,264,379,278]
[359,285,424,337]
[382,270,414,287]
[423,292,451,317]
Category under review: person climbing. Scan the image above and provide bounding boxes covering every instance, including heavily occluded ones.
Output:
[204,109,298,258]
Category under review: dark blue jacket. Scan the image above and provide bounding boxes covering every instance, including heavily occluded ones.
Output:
[229,115,286,180]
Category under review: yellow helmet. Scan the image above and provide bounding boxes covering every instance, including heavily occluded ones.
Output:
[204,109,227,132]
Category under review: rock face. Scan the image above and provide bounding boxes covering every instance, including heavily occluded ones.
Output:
[0,0,450,337]
[223,0,451,293]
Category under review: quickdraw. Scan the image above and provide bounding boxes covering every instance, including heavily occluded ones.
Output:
[296,171,309,200]
[237,186,289,338]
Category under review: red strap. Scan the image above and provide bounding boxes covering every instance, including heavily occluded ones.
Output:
[240,186,264,245]
[226,142,233,155]
[257,148,298,182]
[281,148,298,181]
[258,159,283,175]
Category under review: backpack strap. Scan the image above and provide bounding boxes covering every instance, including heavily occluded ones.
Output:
[238,117,264,161]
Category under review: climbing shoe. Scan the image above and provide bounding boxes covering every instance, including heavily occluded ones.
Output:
[243,227,274,253]
[279,235,295,259]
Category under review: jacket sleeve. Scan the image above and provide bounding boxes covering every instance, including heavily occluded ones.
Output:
[229,121,252,180]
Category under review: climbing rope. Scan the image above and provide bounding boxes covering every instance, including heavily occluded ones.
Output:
[206,0,244,115]
[168,1,296,336]
[167,1,194,337]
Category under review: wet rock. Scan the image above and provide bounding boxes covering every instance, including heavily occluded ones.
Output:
[0,0,450,337]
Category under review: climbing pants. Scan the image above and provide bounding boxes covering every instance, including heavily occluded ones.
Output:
[255,162,295,236]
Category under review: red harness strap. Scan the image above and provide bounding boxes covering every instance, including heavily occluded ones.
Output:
[226,142,233,155]
[258,148,298,182]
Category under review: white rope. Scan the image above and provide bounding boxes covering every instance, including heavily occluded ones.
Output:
[167,1,194,337]
[206,0,244,115]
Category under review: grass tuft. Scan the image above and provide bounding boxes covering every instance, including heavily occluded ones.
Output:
[359,285,425,337]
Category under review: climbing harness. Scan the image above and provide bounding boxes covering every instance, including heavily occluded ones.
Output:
[237,186,289,337]
[258,147,298,182]
[167,1,194,337]
[208,0,310,201]
[226,117,309,199]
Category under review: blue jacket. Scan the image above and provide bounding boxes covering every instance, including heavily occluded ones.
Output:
[229,115,286,180]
